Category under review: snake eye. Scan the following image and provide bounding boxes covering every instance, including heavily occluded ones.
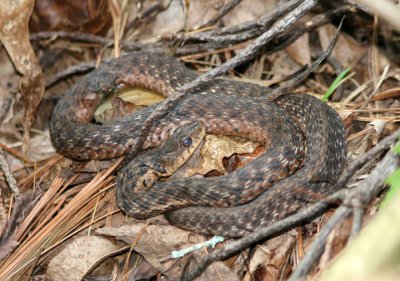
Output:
[181,137,192,147]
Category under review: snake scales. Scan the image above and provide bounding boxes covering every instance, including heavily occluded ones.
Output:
[50,53,347,238]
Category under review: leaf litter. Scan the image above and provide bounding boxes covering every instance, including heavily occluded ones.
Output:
[0,0,399,280]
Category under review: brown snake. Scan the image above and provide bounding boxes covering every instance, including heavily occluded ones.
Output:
[50,53,347,237]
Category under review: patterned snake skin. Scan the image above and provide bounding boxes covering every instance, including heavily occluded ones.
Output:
[50,53,347,237]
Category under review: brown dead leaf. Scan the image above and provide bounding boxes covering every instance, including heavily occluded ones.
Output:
[97,224,197,273]
[26,130,55,161]
[94,86,164,123]
[30,0,111,34]
[172,134,259,179]
[127,259,159,281]
[286,33,311,66]
[46,236,120,281]
[97,224,239,281]
[0,0,44,149]
[243,232,296,281]
[270,50,303,80]
[318,24,367,68]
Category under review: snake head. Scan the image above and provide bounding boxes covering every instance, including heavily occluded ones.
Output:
[151,121,206,176]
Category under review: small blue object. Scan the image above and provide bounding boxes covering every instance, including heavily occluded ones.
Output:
[170,236,225,259]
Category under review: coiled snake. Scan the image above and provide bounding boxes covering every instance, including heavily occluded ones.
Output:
[50,53,347,237]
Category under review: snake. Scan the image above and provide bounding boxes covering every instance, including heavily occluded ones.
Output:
[50,52,347,238]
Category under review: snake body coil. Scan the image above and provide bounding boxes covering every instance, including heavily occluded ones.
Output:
[50,53,347,237]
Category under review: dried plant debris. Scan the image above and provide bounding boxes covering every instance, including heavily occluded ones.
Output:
[97,224,240,281]
[0,0,399,281]
[46,236,121,281]
[0,0,44,148]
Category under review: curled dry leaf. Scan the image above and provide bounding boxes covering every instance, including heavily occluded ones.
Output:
[0,0,44,148]
[97,224,239,281]
[94,86,164,124]
[172,134,260,179]
[46,236,120,281]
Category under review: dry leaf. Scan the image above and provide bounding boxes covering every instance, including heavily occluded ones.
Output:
[46,236,120,281]
[94,86,164,123]
[127,260,159,281]
[0,0,44,148]
[172,134,259,179]
[30,0,111,34]
[26,130,55,160]
[285,33,311,66]
[351,119,386,157]
[0,50,17,124]
[97,224,198,273]
[318,24,367,68]
[367,119,386,145]
[134,0,185,39]
[270,50,302,80]
[243,232,296,281]
[97,224,239,280]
